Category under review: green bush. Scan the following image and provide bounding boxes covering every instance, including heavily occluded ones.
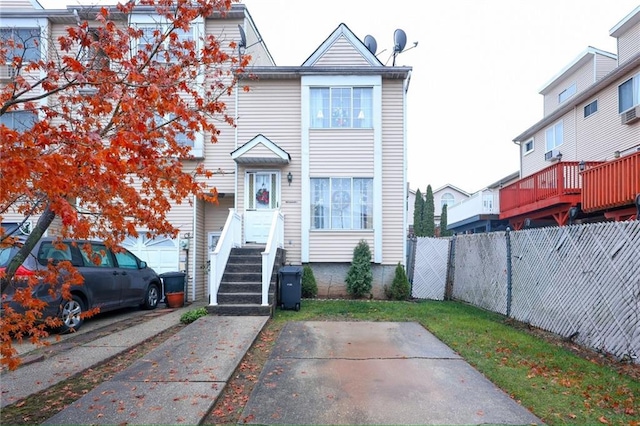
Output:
[180,307,208,324]
[302,265,318,298]
[385,262,411,300]
[346,240,373,298]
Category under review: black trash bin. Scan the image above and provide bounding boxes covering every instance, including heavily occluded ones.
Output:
[160,272,186,307]
[278,265,303,311]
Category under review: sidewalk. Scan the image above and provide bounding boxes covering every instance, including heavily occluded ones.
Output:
[42,315,268,425]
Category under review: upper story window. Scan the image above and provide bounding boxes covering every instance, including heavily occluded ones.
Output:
[545,120,563,152]
[584,100,598,118]
[310,87,373,129]
[310,177,373,230]
[0,110,37,131]
[138,26,193,63]
[0,27,41,63]
[524,139,534,154]
[618,73,640,113]
[440,193,454,210]
[558,83,576,104]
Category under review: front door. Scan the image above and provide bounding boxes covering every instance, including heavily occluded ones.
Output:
[245,171,279,244]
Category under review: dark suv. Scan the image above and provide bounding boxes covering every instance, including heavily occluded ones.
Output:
[0,237,162,332]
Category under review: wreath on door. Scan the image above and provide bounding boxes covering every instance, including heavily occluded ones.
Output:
[256,187,270,205]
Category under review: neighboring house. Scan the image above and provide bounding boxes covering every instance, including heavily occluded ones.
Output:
[406,184,470,235]
[447,171,519,234]
[1,1,412,304]
[501,6,640,230]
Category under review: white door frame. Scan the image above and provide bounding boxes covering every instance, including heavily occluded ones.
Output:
[244,170,281,243]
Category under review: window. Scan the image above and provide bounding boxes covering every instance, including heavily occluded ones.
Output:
[618,73,640,113]
[558,83,576,103]
[545,121,563,152]
[0,110,37,131]
[310,177,373,230]
[524,139,534,154]
[114,250,139,269]
[310,87,373,128]
[138,26,192,63]
[151,113,193,147]
[440,193,454,210]
[584,100,598,118]
[80,244,113,267]
[0,27,41,63]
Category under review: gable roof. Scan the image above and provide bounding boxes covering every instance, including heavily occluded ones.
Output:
[302,23,383,67]
[231,134,291,165]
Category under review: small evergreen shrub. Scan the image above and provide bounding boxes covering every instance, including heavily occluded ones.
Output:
[385,262,411,300]
[346,240,373,298]
[301,265,318,298]
[180,307,208,324]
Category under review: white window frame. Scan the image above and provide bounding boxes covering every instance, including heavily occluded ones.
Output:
[440,193,454,210]
[0,26,41,63]
[618,72,640,114]
[545,120,563,152]
[0,110,37,131]
[310,177,374,230]
[310,87,373,129]
[523,138,534,155]
[558,82,576,104]
[584,99,598,118]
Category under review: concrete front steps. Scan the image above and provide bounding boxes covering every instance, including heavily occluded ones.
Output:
[206,246,285,316]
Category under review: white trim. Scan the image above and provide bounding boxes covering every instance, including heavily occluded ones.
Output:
[231,134,290,163]
[303,23,382,67]
[301,81,311,262]
[373,82,382,263]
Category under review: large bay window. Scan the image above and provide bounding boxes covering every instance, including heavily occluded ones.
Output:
[310,87,373,128]
[310,177,373,230]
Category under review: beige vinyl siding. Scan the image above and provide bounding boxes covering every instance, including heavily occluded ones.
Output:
[308,130,374,175]
[242,17,274,66]
[594,54,617,80]
[543,60,595,116]
[616,19,640,64]
[313,35,371,67]
[309,232,374,262]
[0,0,39,9]
[243,142,285,159]
[380,79,405,265]
[578,73,640,160]
[237,79,302,262]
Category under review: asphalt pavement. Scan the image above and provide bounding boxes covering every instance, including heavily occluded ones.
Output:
[2,304,544,425]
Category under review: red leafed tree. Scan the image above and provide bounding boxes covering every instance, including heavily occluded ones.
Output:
[0,0,249,369]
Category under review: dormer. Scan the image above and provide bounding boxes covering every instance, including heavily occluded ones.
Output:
[539,47,617,117]
[609,5,640,65]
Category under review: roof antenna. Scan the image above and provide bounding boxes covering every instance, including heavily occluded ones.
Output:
[73,9,81,25]
[388,28,418,66]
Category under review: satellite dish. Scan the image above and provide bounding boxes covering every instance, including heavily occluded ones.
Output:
[393,29,407,53]
[364,35,377,55]
[237,24,246,48]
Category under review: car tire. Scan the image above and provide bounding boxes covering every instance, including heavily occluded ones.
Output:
[59,295,85,333]
[142,283,160,310]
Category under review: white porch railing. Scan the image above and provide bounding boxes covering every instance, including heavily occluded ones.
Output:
[261,211,285,306]
[208,209,242,306]
[448,189,500,224]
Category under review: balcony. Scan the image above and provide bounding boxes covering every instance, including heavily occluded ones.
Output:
[499,161,603,229]
[581,151,640,221]
[447,190,507,233]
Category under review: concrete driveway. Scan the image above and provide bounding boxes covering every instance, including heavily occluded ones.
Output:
[241,321,544,425]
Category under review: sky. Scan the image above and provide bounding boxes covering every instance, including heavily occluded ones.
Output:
[39,0,640,193]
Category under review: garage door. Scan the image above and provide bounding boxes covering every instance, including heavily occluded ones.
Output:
[122,233,179,275]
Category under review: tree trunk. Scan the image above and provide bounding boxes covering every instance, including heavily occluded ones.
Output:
[1,205,56,293]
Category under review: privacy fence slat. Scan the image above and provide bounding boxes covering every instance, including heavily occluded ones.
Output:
[411,220,640,363]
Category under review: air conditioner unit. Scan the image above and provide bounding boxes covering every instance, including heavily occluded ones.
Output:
[0,64,17,82]
[544,149,561,161]
[621,105,640,125]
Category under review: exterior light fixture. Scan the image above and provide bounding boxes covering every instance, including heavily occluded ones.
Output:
[579,160,585,171]
[287,171,293,186]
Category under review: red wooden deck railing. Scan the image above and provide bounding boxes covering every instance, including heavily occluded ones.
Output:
[499,161,603,217]
[581,151,640,213]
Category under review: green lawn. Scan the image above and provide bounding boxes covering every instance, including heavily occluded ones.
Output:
[274,299,639,425]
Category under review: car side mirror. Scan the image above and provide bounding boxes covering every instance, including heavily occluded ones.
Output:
[139,261,147,269]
